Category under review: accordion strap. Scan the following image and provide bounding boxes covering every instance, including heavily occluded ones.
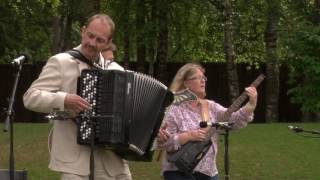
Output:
[66,49,96,68]
[199,100,210,123]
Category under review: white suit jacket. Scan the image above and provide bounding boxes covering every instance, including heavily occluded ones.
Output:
[23,52,130,176]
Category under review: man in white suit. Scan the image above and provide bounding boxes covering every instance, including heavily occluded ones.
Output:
[23,14,132,180]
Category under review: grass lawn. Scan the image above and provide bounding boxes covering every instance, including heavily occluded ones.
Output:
[0,122,320,180]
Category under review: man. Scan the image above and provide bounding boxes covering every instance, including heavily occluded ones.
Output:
[23,14,132,180]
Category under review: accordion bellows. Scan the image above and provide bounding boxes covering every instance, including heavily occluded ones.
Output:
[76,69,172,160]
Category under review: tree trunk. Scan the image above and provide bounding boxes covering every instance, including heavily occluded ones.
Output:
[53,1,74,53]
[122,0,131,69]
[312,0,320,23]
[147,0,157,76]
[57,14,68,52]
[136,0,146,73]
[62,14,73,51]
[223,0,239,103]
[51,16,61,54]
[54,0,100,53]
[156,0,168,84]
[92,0,100,13]
[265,0,280,122]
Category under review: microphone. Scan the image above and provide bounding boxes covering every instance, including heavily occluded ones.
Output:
[213,122,234,129]
[288,125,303,133]
[12,52,31,65]
[200,121,234,129]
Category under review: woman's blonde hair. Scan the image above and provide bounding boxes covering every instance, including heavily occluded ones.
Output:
[170,63,205,92]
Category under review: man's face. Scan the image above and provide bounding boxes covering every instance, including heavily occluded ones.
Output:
[81,18,111,60]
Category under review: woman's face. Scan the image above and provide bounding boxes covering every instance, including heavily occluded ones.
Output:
[184,68,207,98]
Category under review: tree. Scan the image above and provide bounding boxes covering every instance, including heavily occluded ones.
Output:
[155,0,169,83]
[121,0,131,70]
[284,0,320,121]
[146,0,157,75]
[52,0,101,54]
[264,0,280,122]
[135,0,147,73]
[0,0,57,62]
[222,0,240,102]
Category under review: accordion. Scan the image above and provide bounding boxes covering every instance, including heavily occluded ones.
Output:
[76,69,173,161]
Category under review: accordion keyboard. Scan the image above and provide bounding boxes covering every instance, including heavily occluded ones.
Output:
[77,71,100,143]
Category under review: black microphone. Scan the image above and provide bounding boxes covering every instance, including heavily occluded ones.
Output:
[200,121,234,129]
[288,125,303,133]
[12,52,31,65]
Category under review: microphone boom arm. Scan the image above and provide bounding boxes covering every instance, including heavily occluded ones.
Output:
[288,125,320,135]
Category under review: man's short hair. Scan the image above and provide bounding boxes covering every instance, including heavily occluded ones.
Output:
[85,13,115,40]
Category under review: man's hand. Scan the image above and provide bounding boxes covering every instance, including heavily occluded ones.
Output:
[64,94,90,113]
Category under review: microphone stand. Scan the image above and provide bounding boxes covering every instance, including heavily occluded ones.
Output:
[216,123,233,180]
[223,128,230,180]
[289,126,320,135]
[89,116,96,180]
[3,62,24,180]
[298,128,320,135]
[303,129,320,135]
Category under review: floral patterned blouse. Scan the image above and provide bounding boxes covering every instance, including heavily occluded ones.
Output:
[160,99,254,177]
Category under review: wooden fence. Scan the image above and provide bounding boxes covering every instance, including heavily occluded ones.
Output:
[0,62,301,123]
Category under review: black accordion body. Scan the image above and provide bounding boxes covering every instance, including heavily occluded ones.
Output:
[76,69,172,160]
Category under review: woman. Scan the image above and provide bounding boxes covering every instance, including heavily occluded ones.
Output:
[158,63,257,180]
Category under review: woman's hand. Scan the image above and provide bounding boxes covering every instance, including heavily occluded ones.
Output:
[157,124,171,144]
[244,86,258,112]
[189,128,208,141]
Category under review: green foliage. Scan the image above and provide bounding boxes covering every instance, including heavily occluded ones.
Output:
[0,0,275,65]
[168,1,222,62]
[284,23,320,112]
[0,0,58,63]
[101,0,228,63]
[234,0,267,64]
